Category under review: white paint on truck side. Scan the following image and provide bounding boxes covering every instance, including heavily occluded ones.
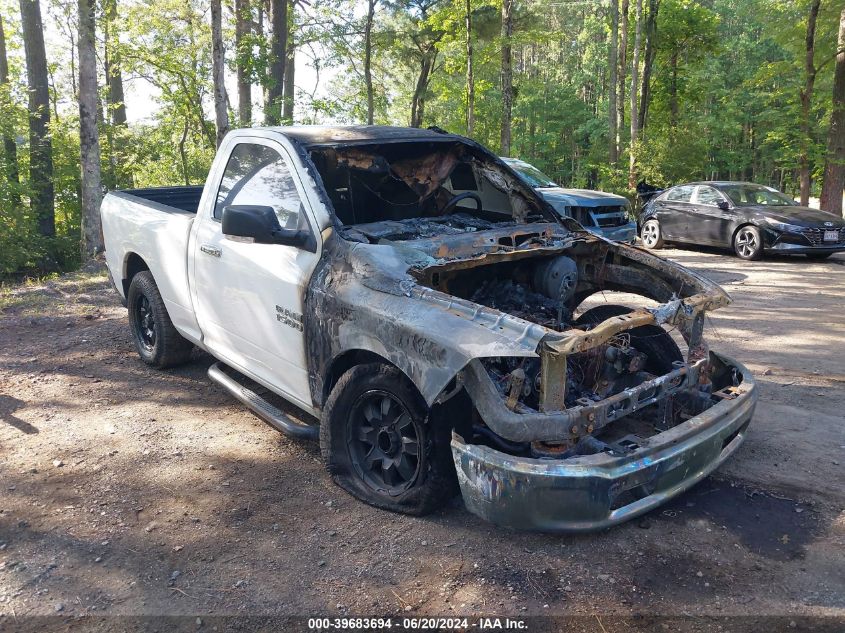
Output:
[101,192,203,344]
[101,128,329,416]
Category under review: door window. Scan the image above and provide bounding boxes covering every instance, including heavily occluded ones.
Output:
[215,143,306,231]
[695,186,724,207]
[665,185,694,202]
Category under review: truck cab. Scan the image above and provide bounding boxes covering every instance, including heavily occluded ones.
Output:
[104,130,331,415]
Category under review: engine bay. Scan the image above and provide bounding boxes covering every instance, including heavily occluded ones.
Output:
[408,247,738,461]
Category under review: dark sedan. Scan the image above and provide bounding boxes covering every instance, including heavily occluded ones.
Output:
[639,181,845,260]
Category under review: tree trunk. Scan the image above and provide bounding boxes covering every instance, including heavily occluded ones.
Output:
[179,118,190,186]
[0,15,20,196]
[211,0,229,146]
[628,0,642,188]
[617,0,628,153]
[265,0,287,125]
[235,0,252,126]
[799,0,821,206]
[638,0,658,133]
[283,44,295,123]
[409,49,434,128]
[608,0,619,164]
[465,0,474,136]
[364,0,376,124]
[500,0,514,155]
[78,0,102,257]
[19,0,54,237]
[102,0,124,189]
[820,6,845,216]
[103,0,126,128]
[258,0,269,119]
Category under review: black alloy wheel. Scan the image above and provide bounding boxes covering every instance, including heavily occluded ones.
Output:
[320,363,456,515]
[347,389,422,494]
[126,271,193,368]
[136,294,157,351]
[733,225,763,260]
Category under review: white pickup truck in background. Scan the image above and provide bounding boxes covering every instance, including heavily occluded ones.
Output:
[101,125,757,531]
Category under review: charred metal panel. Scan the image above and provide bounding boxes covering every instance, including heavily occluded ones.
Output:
[458,356,704,443]
[452,353,757,532]
[303,231,549,411]
[539,342,567,412]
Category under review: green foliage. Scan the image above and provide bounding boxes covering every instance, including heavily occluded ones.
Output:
[1,0,843,276]
[1,0,219,276]
[315,0,839,199]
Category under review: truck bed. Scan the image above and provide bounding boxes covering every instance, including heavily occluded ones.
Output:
[101,187,203,344]
[119,186,204,214]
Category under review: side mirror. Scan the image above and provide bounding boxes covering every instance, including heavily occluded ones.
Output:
[221,205,309,248]
[716,200,731,210]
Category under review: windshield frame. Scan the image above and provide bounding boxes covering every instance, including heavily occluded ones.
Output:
[303,140,564,242]
[505,159,559,189]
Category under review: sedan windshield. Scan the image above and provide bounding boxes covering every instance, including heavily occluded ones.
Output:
[507,160,558,188]
[720,184,797,207]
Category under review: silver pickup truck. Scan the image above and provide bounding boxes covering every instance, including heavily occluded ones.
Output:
[101,125,757,531]
[502,157,638,243]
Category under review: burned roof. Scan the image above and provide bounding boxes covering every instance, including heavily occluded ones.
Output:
[271,125,463,148]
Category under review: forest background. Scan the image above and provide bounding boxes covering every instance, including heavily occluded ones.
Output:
[1,0,843,275]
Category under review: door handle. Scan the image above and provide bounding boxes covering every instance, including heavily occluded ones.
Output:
[200,244,222,258]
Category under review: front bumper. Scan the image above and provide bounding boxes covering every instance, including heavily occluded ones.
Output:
[767,242,845,255]
[451,351,757,532]
[765,227,845,254]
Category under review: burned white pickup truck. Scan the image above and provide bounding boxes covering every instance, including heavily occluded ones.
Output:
[101,126,757,531]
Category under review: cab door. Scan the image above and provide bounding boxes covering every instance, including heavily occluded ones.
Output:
[658,185,696,241]
[690,185,733,245]
[191,138,320,412]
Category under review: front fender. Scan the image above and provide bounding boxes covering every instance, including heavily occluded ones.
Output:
[304,237,546,410]
[305,280,544,409]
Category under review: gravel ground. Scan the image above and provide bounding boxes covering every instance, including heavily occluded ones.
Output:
[0,248,843,632]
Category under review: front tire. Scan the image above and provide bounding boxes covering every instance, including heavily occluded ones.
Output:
[640,219,664,249]
[733,225,763,260]
[127,271,193,368]
[320,363,455,516]
[575,304,683,375]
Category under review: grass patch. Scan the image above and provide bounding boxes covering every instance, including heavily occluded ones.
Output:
[0,267,110,317]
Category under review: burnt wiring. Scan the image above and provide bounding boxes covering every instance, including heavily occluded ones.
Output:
[351,172,427,208]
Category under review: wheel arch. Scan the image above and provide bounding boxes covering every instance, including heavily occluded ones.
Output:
[320,349,415,410]
[318,347,472,445]
[731,221,759,244]
[122,252,151,296]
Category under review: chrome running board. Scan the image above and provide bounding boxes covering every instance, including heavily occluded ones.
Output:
[208,361,319,441]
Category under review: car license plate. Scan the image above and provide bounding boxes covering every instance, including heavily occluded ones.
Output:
[824,230,839,242]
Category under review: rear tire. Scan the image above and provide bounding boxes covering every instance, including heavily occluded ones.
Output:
[575,304,683,374]
[127,271,193,368]
[320,363,455,516]
[733,225,763,260]
[640,219,664,249]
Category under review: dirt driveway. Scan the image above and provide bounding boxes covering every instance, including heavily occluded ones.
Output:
[1,248,843,631]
